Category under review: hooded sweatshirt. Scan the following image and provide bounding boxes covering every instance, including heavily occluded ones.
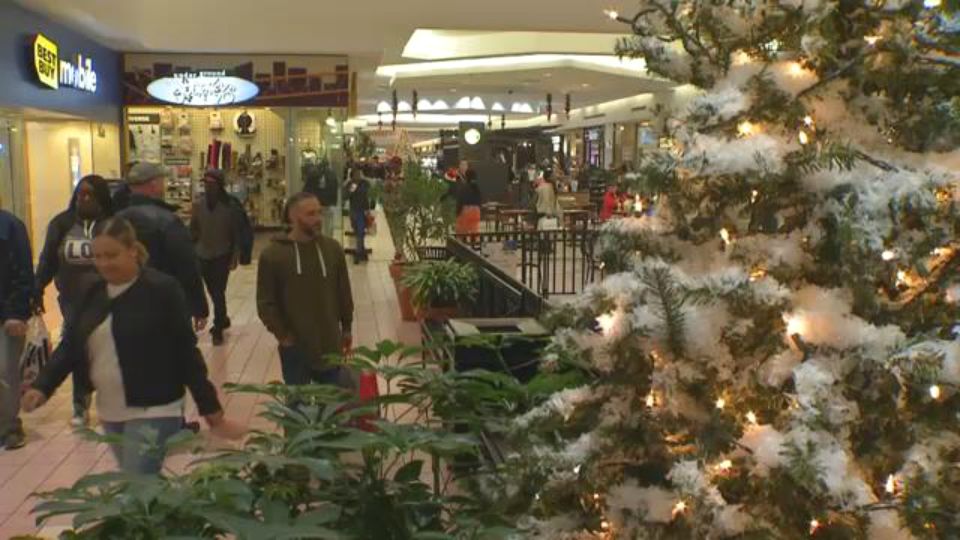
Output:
[256,234,353,370]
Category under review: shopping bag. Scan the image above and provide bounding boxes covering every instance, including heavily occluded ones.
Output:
[19,317,51,386]
[355,371,380,432]
[538,216,560,231]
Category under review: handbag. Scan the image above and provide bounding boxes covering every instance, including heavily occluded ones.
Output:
[538,216,560,231]
[19,317,51,386]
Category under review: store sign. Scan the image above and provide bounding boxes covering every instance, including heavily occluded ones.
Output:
[464,128,482,145]
[146,71,260,106]
[127,113,161,125]
[32,33,98,93]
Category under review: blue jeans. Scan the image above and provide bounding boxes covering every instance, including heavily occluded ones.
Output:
[0,330,25,437]
[57,299,91,417]
[351,209,367,262]
[101,416,183,475]
[279,345,344,387]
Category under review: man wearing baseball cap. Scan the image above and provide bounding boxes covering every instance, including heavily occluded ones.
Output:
[116,162,209,330]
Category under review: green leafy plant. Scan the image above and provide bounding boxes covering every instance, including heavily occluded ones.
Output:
[401,259,478,310]
[383,162,455,261]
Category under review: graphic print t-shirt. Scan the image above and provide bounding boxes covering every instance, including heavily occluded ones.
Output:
[57,220,99,303]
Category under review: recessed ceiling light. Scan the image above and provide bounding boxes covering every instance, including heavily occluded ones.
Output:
[433,100,450,110]
[397,101,412,112]
[470,97,486,110]
[450,88,458,93]
[544,73,553,78]
[581,83,591,88]
[491,102,505,112]
[376,101,391,113]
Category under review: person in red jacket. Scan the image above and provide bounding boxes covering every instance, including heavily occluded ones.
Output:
[600,183,621,222]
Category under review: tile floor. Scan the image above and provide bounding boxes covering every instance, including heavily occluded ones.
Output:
[0,217,420,538]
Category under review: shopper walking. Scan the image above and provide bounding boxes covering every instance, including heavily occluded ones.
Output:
[116,162,209,331]
[455,169,483,235]
[345,168,370,265]
[36,175,114,426]
[535,173,562,230]
[22,217,243,475]
[0,209,33,450]
[190,169,248,346]
[257,192,354,388]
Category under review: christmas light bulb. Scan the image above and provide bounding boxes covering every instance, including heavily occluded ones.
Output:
[746,411,758,425]
[751,189,759,203]
[672,500,688,519]
[798,130,810,145]
[750,267,767,282]
[574,464,582,474]
[715,398,726,409]
[596,312,618,337]
[600,520,611,530]
[810,519,821,535]
[803,115,815,127]
[737,121,755,137]
[885,474,898,494]
[864,35,881,45]
[720,228,732,246]
[787,62,807,78]
[896,270,908,287]
[732,51,753,66]
[717,459,733,472]
[635,194,643,214]
[646,392,657,408]
[593,493,601,501]
[881,250,896,261]
[930,384,942,400]
[784,314,807,338]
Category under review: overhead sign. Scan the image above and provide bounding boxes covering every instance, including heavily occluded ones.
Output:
[146,71,260,106]
[32,33,98,93]
[464,128,482,145]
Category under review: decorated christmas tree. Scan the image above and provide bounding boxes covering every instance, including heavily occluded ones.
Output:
[499,1,960,538]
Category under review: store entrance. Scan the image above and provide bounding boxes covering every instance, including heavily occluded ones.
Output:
[0,115,27,220]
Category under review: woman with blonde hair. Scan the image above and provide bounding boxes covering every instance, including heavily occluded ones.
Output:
[23,217,243,474]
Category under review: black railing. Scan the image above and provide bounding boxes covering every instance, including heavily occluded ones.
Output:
[447,237,546,318]
[452,229,600,300]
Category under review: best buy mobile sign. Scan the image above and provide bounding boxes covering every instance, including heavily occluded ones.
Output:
[33,33,98,93]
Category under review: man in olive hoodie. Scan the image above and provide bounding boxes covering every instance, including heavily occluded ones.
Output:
[257,192,354,386]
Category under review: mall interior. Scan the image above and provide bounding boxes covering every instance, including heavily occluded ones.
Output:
[0,0,957,538]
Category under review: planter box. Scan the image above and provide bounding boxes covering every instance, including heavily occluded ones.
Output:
[444,318,550,383]
[389,262,417,322]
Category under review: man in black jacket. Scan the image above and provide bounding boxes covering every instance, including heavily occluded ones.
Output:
[116,162,209,330]
[0,209,34,450]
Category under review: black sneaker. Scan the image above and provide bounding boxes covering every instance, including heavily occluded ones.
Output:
[212,331,225,346]
[3,427,26,450]
[223,318,232,330]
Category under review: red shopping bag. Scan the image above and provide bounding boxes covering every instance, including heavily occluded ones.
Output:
[355,371,379,432]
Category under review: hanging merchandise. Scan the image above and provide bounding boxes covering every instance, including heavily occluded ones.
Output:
[209,110,224,131]
[221,142,233,170]
[177,111,191,132]
[234,110,257,137]
[207,139,222,169]
[178,134,194,156]
[159,107,174,129]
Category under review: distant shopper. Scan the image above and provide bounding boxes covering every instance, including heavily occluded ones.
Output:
[117,162,209,330]
[455,169,483,235]
[23,218,243,475]
[36,175,114,426]
[345,169,370,265]
[535,173,562,230]
[0,209,33,451]
[304,161,339,238]
[257,193,354,387]
[600,183,621,222]
[190,169,249,346]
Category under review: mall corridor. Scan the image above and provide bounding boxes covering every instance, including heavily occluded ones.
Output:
[0,226,418,538]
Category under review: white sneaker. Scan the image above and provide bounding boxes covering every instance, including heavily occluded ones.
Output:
[70,413,89,428]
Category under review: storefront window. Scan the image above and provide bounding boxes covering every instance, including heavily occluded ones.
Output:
[0,115,27,220]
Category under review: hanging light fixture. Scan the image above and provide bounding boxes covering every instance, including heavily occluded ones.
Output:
[501,114,506,129]
[454,96,472,109]
[391,89,399,125]
[565,93,571,119]
[491,102,505,112]
[546,93,553,121]
[412,90,419,117]
[471,96,486,110]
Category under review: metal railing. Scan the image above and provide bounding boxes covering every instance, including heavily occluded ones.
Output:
[452,228,601,299]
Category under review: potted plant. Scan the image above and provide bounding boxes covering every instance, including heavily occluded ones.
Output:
[402,259,478,322]
[383,162,456,320]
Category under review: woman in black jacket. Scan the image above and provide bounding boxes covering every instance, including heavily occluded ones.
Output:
[35,174,114,427]
[23,217,242,475]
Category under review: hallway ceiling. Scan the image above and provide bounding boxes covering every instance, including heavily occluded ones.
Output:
[17,0,656,121]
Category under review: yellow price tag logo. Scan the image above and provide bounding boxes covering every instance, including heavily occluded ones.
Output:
[33,34,59,90]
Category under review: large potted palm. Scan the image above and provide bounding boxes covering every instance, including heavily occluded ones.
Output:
[401,259,478,322]
[383,162,456,321]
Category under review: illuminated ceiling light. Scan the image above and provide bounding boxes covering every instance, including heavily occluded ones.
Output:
[604,9,619,20]
[397,101,412,112]
[432,100,449,110]
[491,102,505,112]
[454,96,472,109]
[511,102,534,114]
[470,97,486,110]
[376,101,392,113]
[417,99,433,111]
